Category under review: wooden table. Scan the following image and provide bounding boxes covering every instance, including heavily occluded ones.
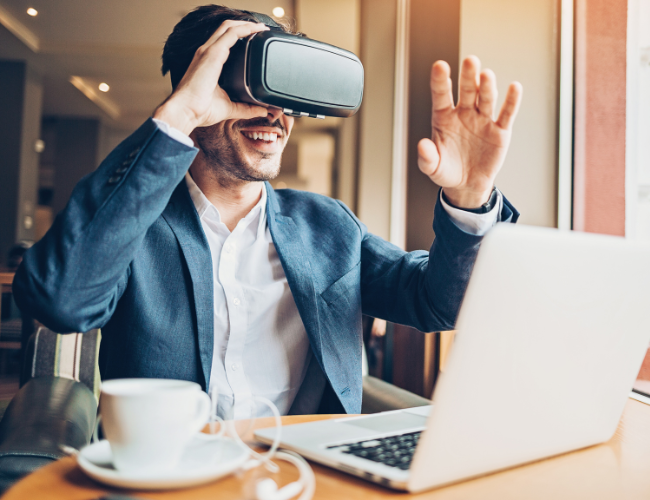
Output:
[5,399,650,499]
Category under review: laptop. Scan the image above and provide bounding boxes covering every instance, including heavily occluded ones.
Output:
[255,224,650,492]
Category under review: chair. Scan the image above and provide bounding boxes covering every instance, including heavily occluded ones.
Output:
[20,327,101,400]
[0,327,100,494]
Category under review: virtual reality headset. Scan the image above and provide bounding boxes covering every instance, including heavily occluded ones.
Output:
[219,29,364,119]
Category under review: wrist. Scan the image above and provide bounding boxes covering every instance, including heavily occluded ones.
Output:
[442,186,494,210]
[152,98,198,136]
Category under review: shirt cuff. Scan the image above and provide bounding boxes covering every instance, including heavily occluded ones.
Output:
[439,188,502,236]
[152,118,195,148]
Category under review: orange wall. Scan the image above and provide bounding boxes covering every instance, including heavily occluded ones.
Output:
[573,0,628,235]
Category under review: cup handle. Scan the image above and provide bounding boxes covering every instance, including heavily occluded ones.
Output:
[190,391,213,434]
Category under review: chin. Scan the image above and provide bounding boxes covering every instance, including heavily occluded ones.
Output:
[238,151,282,181]
[235,158,281,182]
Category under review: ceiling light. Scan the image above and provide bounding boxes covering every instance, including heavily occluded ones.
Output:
[98,83,110,92]
[26,7,38,16]
[272,7,285,17]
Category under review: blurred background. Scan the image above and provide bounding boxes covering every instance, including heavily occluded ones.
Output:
[0,0,649,400]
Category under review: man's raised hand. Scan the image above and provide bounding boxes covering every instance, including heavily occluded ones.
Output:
[154,21,270,136]
[417,56,522,209]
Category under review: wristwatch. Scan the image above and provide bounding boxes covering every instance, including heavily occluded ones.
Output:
[442,187,498,214]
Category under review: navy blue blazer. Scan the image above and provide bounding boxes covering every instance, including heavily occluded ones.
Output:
[13,119,518,414]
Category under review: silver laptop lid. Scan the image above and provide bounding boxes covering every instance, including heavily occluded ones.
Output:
[408,224,650,492]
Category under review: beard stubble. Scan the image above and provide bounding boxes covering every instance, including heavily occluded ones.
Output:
[193,117,285,184]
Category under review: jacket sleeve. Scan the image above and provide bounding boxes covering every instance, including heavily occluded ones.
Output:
[13,118,198,333]
[356,194,519,332]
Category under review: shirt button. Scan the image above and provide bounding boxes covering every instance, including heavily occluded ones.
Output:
[224,243,235,253]
[233,298,241,306]
[231,364,238,371]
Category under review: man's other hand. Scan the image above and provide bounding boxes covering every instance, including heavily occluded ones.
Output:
[418,56,522,209]
[153,21,270,136]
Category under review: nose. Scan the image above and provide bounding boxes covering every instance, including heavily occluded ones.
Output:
[266,107,284,121]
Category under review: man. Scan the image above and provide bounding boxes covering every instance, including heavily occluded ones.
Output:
[13,6,521,418]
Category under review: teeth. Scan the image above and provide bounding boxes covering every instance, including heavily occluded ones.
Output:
[243,131,278,142]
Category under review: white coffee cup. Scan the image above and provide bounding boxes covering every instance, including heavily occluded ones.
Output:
[99,378,212,474]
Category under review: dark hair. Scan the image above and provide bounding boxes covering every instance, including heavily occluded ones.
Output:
[162,5,294,89]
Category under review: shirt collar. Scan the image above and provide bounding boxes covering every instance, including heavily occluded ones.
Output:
[255,183,268,237]
[185,171,212,219]
[185,172,267,234]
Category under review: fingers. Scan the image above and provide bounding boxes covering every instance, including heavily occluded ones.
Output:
[201,22,269,72]
[477,69,497,118]
[430,61,454,111]
[178,21,268,89]
[496,81,523,130]
[417,138,441,179]
[228,102,268,121]
[203,20,266,50]
[458,56,480,109]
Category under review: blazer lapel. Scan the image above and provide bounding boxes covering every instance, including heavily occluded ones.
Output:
[265,184,324,364]
[161,181,214,389]
[159,181,323,389]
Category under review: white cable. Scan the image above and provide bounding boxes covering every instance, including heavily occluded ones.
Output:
[208,385,226,439]
[272,450,316,500]
[230,396,282,473]
[92,415,102,444]
[208,393,315,500]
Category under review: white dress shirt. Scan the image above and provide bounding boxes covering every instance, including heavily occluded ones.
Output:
[152,119,500,418]
[185,173,311,419]
[439,188,503,235]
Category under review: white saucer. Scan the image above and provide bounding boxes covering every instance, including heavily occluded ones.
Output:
[77,434,249,490]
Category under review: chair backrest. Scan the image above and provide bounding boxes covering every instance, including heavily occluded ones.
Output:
[22,327,101,400]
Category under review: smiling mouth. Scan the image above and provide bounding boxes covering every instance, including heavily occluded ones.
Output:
[241,131,278,143]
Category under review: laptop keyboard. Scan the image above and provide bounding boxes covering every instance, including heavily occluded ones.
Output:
[327,431,422,470]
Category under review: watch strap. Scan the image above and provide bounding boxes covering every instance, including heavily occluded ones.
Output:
[442,187,498,214]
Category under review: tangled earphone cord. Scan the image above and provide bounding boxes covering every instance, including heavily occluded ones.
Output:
[208,387,315,500]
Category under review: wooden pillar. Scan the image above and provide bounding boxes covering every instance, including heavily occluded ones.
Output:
[43,118,100,217]
[386,0,459,397]
[573,0,628,235]
[405,0,461,252]
[0,60,42,265]
[357,0,398,239]
[392,325,439,398]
